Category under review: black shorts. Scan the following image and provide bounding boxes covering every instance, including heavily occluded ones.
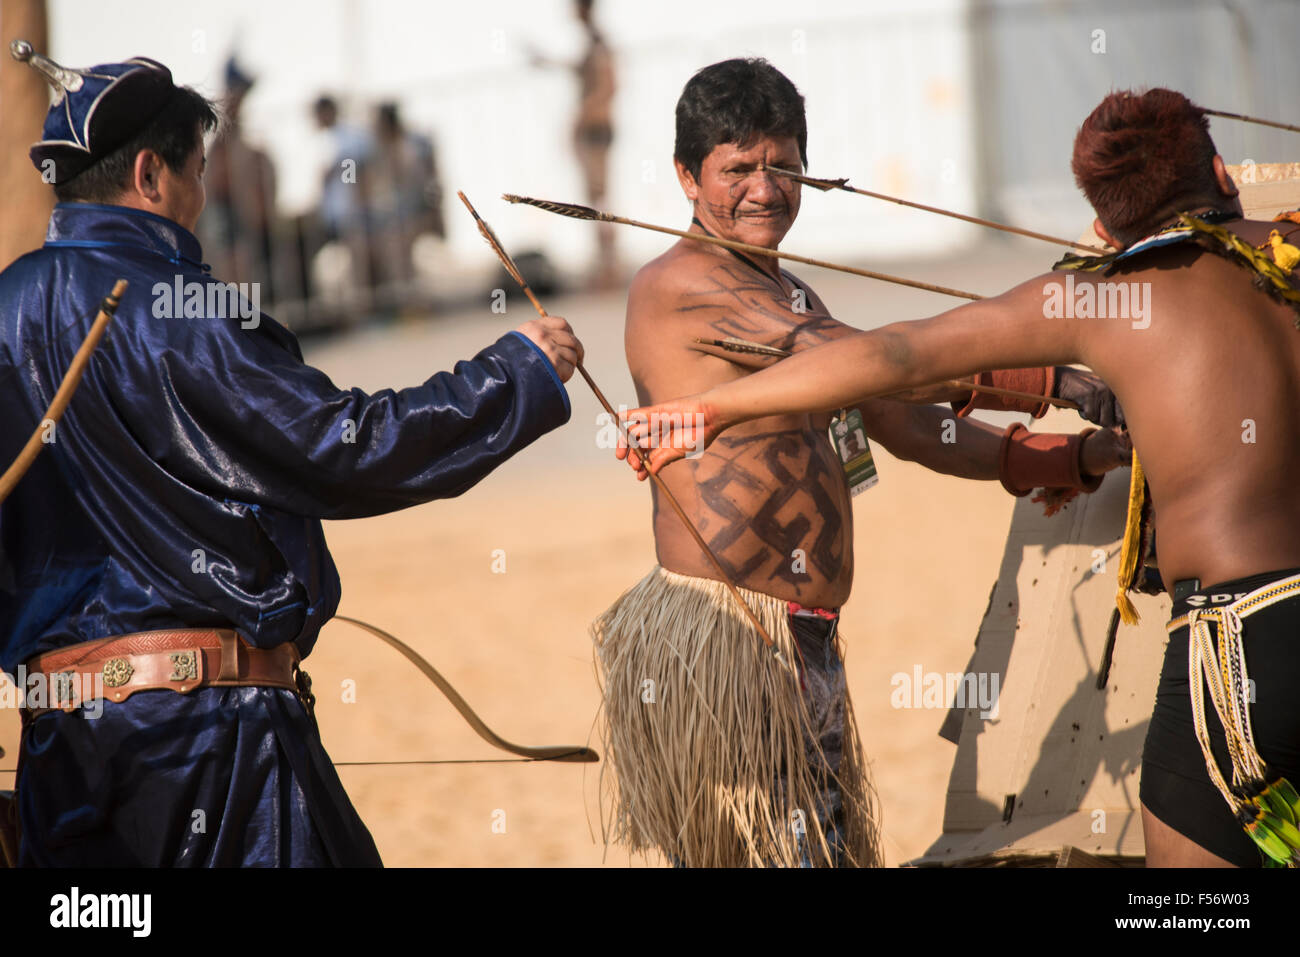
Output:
[1140,566,1300,866]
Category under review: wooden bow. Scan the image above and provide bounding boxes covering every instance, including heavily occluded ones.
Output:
[0,613,599,772]
[333,616,598,764]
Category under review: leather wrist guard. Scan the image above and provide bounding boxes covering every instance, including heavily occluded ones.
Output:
[998,422,1102,497]
[953,366,1056,419]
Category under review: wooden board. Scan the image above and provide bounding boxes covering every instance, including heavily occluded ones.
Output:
[911,459,1165,865]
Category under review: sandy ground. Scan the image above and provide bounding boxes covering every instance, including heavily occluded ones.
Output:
[2,237,1056,866]
[311,446,1014,867]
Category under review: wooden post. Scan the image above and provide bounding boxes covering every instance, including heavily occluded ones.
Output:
[0,0,53,271]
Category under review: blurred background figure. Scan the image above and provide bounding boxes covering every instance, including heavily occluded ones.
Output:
[313,93,376,309]
[531,0,617,288]
[199,56,278,296]
[368,101,445,309]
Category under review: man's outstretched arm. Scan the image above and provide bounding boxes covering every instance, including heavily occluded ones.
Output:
[109,312,583,519]
[623,275,1088,471]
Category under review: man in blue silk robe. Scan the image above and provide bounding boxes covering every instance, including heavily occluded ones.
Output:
[0,48,582,866]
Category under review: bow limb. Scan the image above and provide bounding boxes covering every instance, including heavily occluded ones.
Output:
[332,616,598,763]
[0,279,127,506]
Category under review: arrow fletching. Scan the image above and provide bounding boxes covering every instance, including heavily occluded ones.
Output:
[502,193,610,222]
[758,165,849,192]
[694,336,793,359]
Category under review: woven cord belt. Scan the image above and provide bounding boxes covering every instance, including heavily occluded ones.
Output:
[19,628,315,720]
[1166,573,1300,865]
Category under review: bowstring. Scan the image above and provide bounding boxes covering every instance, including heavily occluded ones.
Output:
[333,751,589,767]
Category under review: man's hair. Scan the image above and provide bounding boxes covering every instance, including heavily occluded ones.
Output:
[674,57,807,181]
[377,101,401,131]
[54,86,218,204]
[1072,88,1221,244]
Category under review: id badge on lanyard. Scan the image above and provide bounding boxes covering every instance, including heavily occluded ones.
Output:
[828,408,877,496]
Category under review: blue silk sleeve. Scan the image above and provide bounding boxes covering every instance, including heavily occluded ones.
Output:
[98,316,571,519]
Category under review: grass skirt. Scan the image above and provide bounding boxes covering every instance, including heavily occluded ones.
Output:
[591,565,882,867]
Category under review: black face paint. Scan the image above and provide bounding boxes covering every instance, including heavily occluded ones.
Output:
[702,198,741,222]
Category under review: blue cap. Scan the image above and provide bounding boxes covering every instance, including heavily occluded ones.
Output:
[11,40,177,185]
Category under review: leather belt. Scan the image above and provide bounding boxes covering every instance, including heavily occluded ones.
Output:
[20,628,313,717]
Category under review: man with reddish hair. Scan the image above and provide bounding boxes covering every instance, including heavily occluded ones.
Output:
[1072,88,1226,245]
[626,87,1300,868]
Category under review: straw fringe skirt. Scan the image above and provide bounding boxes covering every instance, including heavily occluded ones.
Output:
[591,565,882,867]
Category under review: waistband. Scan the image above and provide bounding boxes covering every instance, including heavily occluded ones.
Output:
[787,601,839,620]
[1167,567,1300,632]
[19,628,309,716]
[648,565,839,619]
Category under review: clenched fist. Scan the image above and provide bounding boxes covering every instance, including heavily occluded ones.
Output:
[516,315,584,382]
[615,395,719,480]
[1080,426,1133,478]
[1056,367,1125,429]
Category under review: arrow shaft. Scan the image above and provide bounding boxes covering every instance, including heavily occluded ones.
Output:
[1204,108,1300,135]
[616,213,982,301]
[762,166,1104,252]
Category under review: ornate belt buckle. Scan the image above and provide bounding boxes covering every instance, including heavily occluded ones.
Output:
[168,649,200,688]
[102,657,133,688]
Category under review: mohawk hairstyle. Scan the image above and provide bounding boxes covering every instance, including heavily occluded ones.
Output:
[1072,88,1222,245]
[674,57,807,181]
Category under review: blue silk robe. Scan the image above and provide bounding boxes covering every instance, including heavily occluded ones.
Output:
[0,203,572,865]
